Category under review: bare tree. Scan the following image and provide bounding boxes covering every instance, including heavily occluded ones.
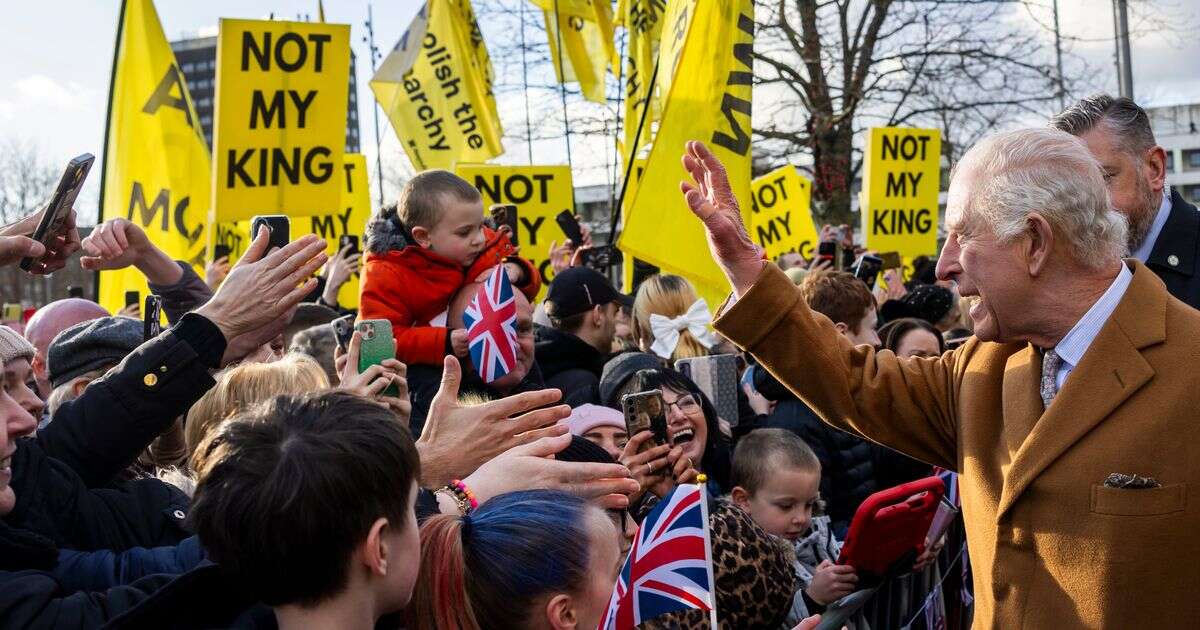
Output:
[0,137,58,225]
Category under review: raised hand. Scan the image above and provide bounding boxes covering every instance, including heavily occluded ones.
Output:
[80,218,183,285]
[679,141,764,297]
[1,205,81,274]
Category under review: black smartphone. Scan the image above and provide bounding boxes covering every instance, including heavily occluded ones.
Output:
[331,314,355,351]
[124,290,140,308]
[622,390,671,454]
[251,215,290,252]
[338,234,360,256]
[853,254,884,290]
[555,210,584,245]
[880,251,902,270]
[490,204,519,246]
[68,286,85,299]
[817,241,837,266]
[143,295,162,341]
[20,153,94,271]
[213,244,232,262]
[581,244,623,270]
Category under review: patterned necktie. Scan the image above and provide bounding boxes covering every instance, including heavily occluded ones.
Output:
[1041,349,1062,409]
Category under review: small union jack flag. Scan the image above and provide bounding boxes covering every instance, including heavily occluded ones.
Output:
[462,265,519,383]
[597,484,718,630]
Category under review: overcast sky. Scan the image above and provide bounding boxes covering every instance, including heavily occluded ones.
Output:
[1,0,1197,223]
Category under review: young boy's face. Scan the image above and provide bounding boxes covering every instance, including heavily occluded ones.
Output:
[420,196,486,267]
[733,465,820,541]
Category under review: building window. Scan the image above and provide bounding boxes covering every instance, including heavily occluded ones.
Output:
[1186,149,1200,170]
[1185,185,1200,204]
[182,63,194,73]
[1166,151,1175,173]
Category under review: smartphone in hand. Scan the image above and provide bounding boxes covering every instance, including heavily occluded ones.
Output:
[580,244,623,271]
[331,314,355,352]
[622,390,672,454]
[555,210,584,245]
[251,215,290,252]
[355,319,399,397]
[853,254,884,290]
[490,204,519,246]
[143,295,162,341]
[20,153,93,271]
[338,234,360,256]
[125,291,140,309]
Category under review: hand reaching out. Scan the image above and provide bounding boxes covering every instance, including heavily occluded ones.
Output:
[680,141,765,297]
[1,205,81,274]
[206,256,231,290]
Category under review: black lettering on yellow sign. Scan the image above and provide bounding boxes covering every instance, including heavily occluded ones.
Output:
[215,224,247,259]
[755,211,796,246]
[710,13,753,157]
[125,182,203,247]
[519,216,546,246]
[310,206,354,239]
[226,146,334,188]
[884,171,923,197]
[400,30,483,153]
[250,90,316,129]
[142,65,195,129]
[241,31,331,72]
[880,134,933,161]
[871,208,933,235]
[473,173,554,205]
[750,175,788,214]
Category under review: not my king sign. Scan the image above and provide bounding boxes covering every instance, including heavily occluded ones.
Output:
[861,127,942,258]
[213,19,351,222]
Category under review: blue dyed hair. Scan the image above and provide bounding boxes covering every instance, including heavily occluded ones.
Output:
[408,490,597,630]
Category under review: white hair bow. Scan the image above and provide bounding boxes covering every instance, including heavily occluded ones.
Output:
[649,299,718,359]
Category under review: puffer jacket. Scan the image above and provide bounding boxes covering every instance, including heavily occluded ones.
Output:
[533,324,606,406]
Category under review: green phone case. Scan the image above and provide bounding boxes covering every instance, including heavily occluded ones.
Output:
[355,319,400,398]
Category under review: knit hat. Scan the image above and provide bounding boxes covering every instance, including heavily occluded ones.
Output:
[599,351,662,409]
[567,404,625,437]
[901,284,955,326]
[47,316,143,388]
[0,326,34,366]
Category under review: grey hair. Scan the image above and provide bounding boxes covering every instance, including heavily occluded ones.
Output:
[1050,94,1156,154]
[953,128,1128,270]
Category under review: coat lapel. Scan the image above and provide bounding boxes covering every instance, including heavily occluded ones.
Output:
[996,261,1166,520]
[999,346,1043,473]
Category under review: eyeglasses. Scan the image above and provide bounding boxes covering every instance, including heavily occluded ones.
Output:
[664,393,701,414]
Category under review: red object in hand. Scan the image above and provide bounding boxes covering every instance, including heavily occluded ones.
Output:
[837,476,945,577]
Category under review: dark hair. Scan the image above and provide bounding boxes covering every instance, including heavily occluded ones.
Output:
[399,169,481,229]
[731,428,820,494]
[1051,94,1156,155]
[879,317,946,356]
[800,270,876,334]
[545,307,589,333]
[407,490,598,630]
[630,367,732,492]
[189,391,420,607]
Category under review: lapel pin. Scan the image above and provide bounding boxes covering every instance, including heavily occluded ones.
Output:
[1168,254,1180,267]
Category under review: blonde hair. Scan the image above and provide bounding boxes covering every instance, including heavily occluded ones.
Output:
[633,274,709,361]
[185,353,330,471]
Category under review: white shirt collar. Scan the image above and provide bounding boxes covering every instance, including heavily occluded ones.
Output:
[1131,187,1172,262]
[1053,263,1134,370]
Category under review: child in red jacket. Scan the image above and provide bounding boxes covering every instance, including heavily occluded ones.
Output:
[359,170,540,366]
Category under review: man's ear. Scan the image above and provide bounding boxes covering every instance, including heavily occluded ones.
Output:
[360,517,391,577]
[1025,213,1055,276]
[833,322,850,336]
[31,353,46,379]
[1146,145,1168,192]
[71,377,93,399]
[591,304,606,328]
[411,225,431,248]
[730,486,751,511]
[545,593,578,630]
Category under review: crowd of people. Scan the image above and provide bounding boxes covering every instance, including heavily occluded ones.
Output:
[1,92,1195,629]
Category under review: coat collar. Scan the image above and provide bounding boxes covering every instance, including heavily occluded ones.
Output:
[996,260,1166,520]
[1146,189,1200,278]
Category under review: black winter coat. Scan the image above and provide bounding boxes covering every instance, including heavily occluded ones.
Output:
[533,324,606,406]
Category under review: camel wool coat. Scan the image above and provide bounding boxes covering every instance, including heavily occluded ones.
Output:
[713,260,1200,628]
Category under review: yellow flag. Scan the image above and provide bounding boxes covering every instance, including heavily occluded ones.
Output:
[212,19,351,222]
[533,0,617,104]
[750,165,818,261]
[860,127,942,258]
[97,0,211,315]
[618,0,666,166]
[618,0,754,300]
[372,1,503,171]
[212,154,373,308]
[454,164,576,301]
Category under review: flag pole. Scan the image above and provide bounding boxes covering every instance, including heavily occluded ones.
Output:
[364,2,385,208]
[95,0,129,303]
[519,0,534,164]
[607,56,658,245]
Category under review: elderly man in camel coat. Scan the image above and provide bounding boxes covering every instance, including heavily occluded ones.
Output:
[680,130,1200,628]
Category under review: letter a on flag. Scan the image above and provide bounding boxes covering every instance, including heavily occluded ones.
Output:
[372,1,503,171]
[97,0,211,315]
[618,0,754,302]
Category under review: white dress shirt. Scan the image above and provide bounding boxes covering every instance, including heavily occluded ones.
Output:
[1051,263,1134,390]
[1131,187,1172,262]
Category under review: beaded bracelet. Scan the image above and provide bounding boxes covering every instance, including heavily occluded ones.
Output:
[437,479,479,516]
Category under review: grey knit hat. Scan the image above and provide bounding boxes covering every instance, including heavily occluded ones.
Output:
[48,316,143,388]
[0,325,35,366]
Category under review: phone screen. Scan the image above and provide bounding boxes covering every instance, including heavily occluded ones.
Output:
[854,255,884,290]
[331,314,355,351]
[213,244,232,261]
[490,204,519,246]
[622,390,671,453]
[339,234,360,256]
[143,296,162,341]
[125,291,140,308]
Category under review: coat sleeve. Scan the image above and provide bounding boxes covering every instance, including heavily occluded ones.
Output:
[359,257,450,365]
[50,536,205,593]
[35,314,223,487]
[146,261,213,325]
[713,263,961,471]
[0,570,175,630]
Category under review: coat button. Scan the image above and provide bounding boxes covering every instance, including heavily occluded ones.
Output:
[1168,254,1180,267]
[173,509,185,519]
[143,373,158,387]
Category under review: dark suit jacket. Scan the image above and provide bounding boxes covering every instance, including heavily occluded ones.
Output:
[1145,188,1200,308]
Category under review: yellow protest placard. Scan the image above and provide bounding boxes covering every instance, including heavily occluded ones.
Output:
[372,1,503,171]
[97,0,211,315]
[455,164,575,300]
[618,0,754,303]
[861,127,941,258]
[749,165,817,261]
[213,19,350,222]
[212,154,372,308]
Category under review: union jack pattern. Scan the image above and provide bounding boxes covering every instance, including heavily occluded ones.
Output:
[597,484,718,630]
[462,265,518,383]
